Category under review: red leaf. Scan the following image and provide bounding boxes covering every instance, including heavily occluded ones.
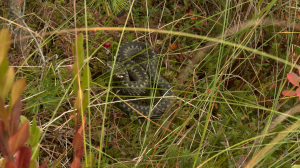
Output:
[168,43,178,51]
[72,117,86,164]
[72,132,85,159]
[282,90,296,96]
[39,162,48,168]
[296,88,300,100]
[287,72,300,87]
[71,157,81,168]
[72,133,83,151]
[0,100,9,127]
[8,97,22,135]
[5,160,15,168]
[8,121,29,155]
[76,143,85,159]
[16,146,31,168]
[76,116,86,135]
[0,120,10,160]
[296,88,300,95]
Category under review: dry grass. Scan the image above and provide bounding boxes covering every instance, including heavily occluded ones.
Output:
[1,0,300,167]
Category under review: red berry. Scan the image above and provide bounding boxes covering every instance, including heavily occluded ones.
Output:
[103,41,111,48]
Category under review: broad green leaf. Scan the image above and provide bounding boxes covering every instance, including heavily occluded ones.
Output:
[31,127,40,148]
[0,29,11,69]
[72,34,85,96]
[31,117,37,134]
[31,146,39,161]
[10,78,26,109]
[0,67,14,100]
[72,58,79,96]
[82,91,89,113]
[0,58,9,79]
[29,160,37,168]
[20,115,30,134]
[71,54,77,95]
[28,117,40,147]
[74,88,83,111]
[20,115,28,124]
[75,33,84,71]
[81,65,91,91]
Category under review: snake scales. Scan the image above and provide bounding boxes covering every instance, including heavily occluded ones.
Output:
[108,41,174,117]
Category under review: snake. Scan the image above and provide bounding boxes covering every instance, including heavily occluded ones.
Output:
[107,41,174,117]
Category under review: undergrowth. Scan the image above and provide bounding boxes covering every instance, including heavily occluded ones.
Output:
[1,0,300,167]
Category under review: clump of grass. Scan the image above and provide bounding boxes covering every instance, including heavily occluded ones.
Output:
[3,0,300,167]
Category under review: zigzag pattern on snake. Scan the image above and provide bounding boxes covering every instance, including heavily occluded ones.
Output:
[108,41,174,117]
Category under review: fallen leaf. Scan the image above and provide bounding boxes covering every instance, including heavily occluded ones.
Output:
[168,43,177,51]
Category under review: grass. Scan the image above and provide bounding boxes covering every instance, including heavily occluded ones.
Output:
[1,0,300,167]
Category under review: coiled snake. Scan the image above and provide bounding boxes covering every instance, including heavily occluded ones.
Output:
[108,41,174,117]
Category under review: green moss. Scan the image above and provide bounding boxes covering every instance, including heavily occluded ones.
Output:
[55,0,65,5]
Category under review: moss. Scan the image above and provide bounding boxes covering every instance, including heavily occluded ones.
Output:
[55,0,65,5]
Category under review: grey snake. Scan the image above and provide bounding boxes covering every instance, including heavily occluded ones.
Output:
[108,41,174,117]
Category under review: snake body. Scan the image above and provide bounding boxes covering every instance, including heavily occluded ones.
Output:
[108,41,174,117]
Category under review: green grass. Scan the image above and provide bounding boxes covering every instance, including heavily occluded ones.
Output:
[2,0,300,167]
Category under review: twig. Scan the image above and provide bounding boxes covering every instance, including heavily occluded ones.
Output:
[12,11,46,86]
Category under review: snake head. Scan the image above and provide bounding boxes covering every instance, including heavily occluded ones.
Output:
[106,61,126,79]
